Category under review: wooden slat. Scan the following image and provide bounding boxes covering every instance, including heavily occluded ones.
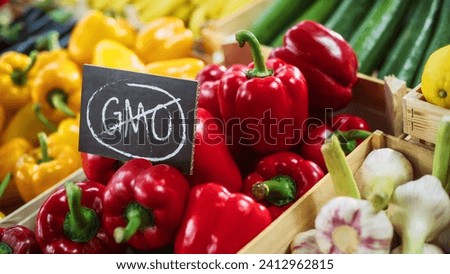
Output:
[402,85,450,144]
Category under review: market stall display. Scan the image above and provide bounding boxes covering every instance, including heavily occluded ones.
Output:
[0,0,449,255]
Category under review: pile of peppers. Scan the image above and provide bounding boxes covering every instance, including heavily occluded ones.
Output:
[0,15,373,254]
[0,10,207,214]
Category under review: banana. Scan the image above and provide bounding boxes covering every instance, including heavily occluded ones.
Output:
[219,0,253,18]
[172,1,196,24]
[139,0,186,22]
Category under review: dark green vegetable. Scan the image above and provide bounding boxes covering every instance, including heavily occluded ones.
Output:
[249,0,313,46]
[270,0,341,47]
[349,0,410,75]
[413,0,450,86]
[325,0,376,41]
[378,0,441,87]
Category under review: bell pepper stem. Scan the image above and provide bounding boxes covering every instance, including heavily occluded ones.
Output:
[35,30,61,51]
[37,132,53,163]
[252,175,297,206]
[335,130,372,142]
[114,202,154,243]
[235,30,273,78]
[0,22,23,43]
[33,104,57,131]
[0,173,12,199]
[334,130,372,154]
[0,243,13,254]
[63,182,100,243]
[47,89,76,117]
[321,135,361,198]
[367,177,395,212]
[432,116,450,192]
[10,50,38,86]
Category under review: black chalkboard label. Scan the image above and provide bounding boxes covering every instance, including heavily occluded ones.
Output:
[79,65,198,174]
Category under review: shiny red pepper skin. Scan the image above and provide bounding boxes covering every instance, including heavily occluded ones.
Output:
[196,64,226,119]
[243,151,324,219]
[300,114,371,172]
[330,113,371,132]
[270,20,358,113]
[174,183,272,254]
[0,225,41,254]
[187,108,242,192]
[218,54,308,154]
[35,181,123,254]
[103,159,190,251]
[81,152,122,184]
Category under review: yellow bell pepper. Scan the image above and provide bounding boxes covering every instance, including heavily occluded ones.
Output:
[0,138,32,210]
[145,58,205,80]
[0,103,52,146]
[14,132,81,202]
[31,58,81,124]
[68,10,137,65]
[47,114,80,151]
[30,32,69,77]
[135,17,194,64]
[0,51,38,111]
[92,39,145,72]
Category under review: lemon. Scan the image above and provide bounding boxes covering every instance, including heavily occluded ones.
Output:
[421,45,450,109]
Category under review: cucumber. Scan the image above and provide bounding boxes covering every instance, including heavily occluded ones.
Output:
[270,0,341,47]
[378,0,441,87]
[324,0,375,41]
[349,0,411,75]
[249,0,313,46]
[413,0,450,86]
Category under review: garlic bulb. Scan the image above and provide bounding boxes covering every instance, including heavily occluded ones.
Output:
[290,229,321,254]
[354,148,413,211]
[315,196,393,254]
[391,243,444,254]
[387,175,450,254]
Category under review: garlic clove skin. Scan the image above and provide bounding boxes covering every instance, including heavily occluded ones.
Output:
[391,243,444,254]
[387,175,450,254]
[315,196,393,254]
[354,148,413,211]
[290,229,321,254]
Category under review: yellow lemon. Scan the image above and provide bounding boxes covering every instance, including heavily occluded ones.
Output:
[421,45,450,109]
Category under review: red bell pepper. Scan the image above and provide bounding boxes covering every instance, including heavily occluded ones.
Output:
[174,183,272,254]
[187,108,242,192]
[196,64,226,119]
[300,114,371,172]
[217,30,308,154]
[0,225,41,254]
[81,152,122,184]
[35,181,123,253]
[243,151,324,219]
[270,20,358,113]
[103,159,190,251]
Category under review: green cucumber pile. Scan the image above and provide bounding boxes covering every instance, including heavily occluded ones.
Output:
[249,0,450,88]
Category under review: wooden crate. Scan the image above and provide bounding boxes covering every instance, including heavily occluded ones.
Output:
[200,0,273,54]
[238,130,436,253]
[403,84,450,145]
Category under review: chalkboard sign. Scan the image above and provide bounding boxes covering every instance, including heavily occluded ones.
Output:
[79,65,198,174]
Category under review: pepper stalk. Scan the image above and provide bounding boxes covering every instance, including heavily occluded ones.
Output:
[63,181,100,242]
[235,30,273,78]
